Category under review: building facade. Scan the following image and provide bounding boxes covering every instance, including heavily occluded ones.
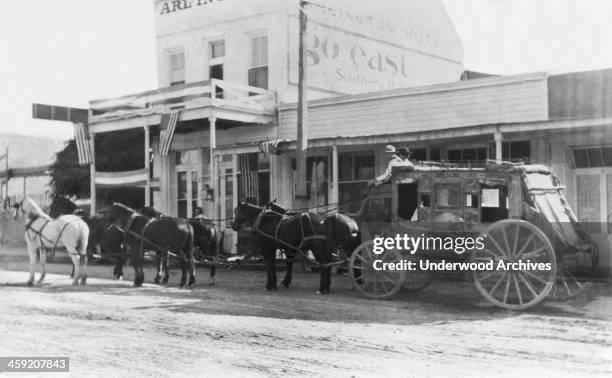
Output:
[85,0,612,273]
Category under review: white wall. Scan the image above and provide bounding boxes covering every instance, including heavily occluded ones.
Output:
[153,0,464,103]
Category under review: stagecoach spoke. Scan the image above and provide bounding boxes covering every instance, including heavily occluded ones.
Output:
[562,274,572,296]
[521,269,548,285]
[514,233,536,259]
[518,272,539,298]
[512,223,520,257]
[355,253,370,265]
[488,232,508,258]
[520,247,547,260]
[513,272,524,305]
[501,226,511,258]
[488,271,508,297]
[380,272,398,284]
[479,248,501,258]
[372,279,380,294]
[502,273,511,303]
[355,271,374,282]
[479,269,502,282]
[563,267,583,287]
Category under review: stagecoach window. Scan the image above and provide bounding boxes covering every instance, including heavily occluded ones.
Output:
[435,185,459,209]
[480,185,509,222]
[466,194,478,208]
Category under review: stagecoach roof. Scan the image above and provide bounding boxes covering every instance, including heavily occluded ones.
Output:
[391,161,552,176]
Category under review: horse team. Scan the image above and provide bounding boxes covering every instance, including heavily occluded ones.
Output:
[13,197,360,294]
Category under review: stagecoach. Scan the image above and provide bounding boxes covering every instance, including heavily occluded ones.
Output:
[347,160,599,310]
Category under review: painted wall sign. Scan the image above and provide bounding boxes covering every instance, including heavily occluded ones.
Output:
[288,18,463,95]
[159,0,225,16]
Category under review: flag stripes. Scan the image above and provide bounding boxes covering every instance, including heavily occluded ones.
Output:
[159,111,180,156]
[73,123,93,165]
[239,154,259,200]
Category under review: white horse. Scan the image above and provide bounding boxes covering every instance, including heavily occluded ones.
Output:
[14,197,90,286]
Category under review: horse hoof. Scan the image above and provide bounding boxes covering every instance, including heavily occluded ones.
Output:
[80,277,87,285]
[133,282,143,287]
[281,282,290,289]
[153,277,160,284]
[162,279,169,285]
[26,280,34,287]
[316,290,330,295]
[72,280,79,286]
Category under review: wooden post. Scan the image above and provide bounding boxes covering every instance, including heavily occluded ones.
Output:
[209,116,217,223]
[494,130,503,163]
[331,144,339,208]
[90,134,97,216]
[144,125,151,206]
[295,0,308,201]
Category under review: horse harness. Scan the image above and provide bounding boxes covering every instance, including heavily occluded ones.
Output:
[251,208,327,254]
[25,215,81,257]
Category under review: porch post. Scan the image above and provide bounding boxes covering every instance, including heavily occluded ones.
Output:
[209,116,217,222]
[144,125,151,206]
[90,133,97,216]
[494,129,503,163]
[331,144,339,209]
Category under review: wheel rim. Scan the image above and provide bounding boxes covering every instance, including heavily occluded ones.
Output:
[472,220,556,310]
[549,244,597,301]
[349,240,405,299]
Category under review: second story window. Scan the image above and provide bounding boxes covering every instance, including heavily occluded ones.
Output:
[248,35,268,89]
[169,51,185,86]
[209,40,225,81]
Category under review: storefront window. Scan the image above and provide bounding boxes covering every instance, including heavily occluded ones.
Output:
[573,147,612,168]
[339,151,374,212]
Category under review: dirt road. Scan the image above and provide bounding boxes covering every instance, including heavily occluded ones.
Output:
[0,248,611,377]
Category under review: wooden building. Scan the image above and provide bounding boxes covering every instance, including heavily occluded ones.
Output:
[83,0,612,272]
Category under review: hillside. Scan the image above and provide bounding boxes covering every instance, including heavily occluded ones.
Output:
[0,133,66,168]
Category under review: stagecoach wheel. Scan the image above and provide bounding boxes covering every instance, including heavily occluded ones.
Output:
[349,240,405,299]
[549,242,599,301]
[472,220,556,310]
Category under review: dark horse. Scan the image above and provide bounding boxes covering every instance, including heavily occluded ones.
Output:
[105,203,196,287]
[232,202,360,294]
[141,206,222,285]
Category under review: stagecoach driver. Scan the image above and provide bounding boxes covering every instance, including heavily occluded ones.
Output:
[369,145,413,186]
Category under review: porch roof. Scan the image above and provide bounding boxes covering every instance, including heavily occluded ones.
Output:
[88,79,277,134]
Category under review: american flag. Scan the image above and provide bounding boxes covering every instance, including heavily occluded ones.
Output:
[73,123,93,165]
[158,111,180,156]
[239,154,259,200]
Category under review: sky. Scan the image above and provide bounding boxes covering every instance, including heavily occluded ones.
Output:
[0,0,611,141]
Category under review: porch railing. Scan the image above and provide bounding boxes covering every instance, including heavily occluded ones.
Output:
[89,80,277,123]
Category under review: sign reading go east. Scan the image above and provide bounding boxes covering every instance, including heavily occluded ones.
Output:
[159,0,225,15]
[288,18,463,95]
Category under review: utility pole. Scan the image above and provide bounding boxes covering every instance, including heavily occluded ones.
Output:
[295,0,309,202]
